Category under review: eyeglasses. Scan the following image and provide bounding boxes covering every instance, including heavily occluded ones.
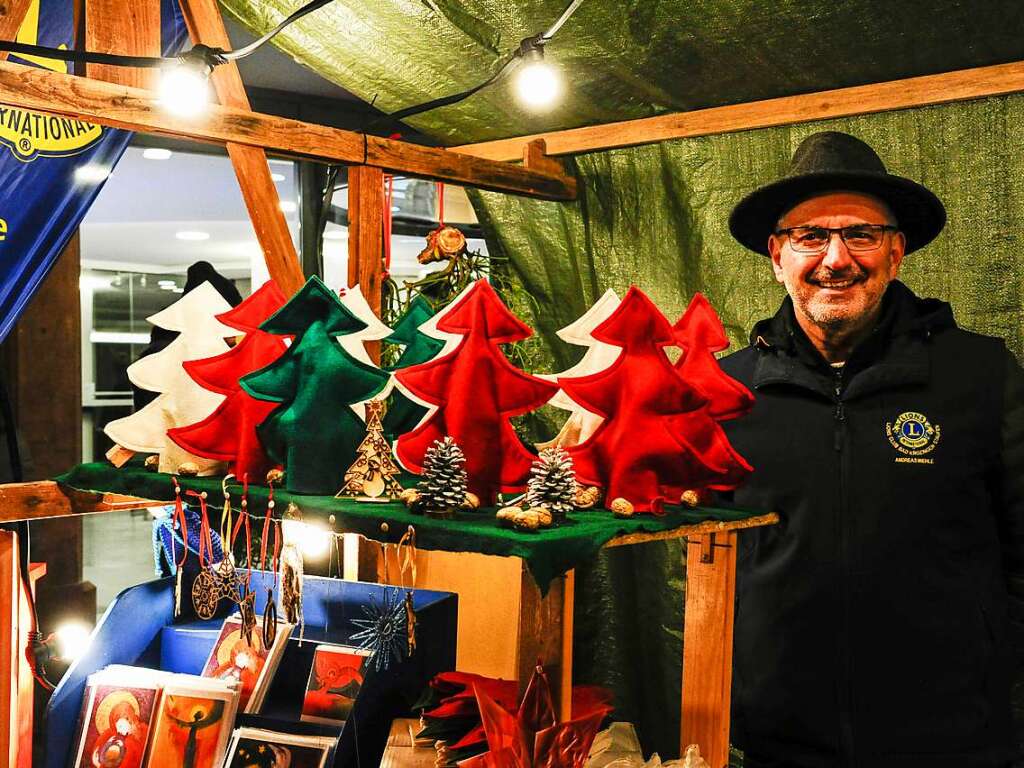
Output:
[774,224,898,254]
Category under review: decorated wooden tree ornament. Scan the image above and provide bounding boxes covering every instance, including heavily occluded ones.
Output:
[105,281,236,474]
[383,295,446,439]
[559,286,752,512]
[395,279,558,505]
[168,280,289,480]
[240,276,390,495]
[538,289,621,450]
[339,399,404,499]
[673,293,754,421]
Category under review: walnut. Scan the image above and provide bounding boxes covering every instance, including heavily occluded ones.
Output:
[399,488,420,507]
[464,492,481,510]
[266,467,285,485]
[144,455,159,472]
[531,506,553,527]
[176,461,199,476]
[610,497,635,518]
[513,509,540,531]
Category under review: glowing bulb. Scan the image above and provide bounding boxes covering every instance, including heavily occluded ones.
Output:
[159,64,210,118]
[283,519,331,559]
[514,59,561,111]
[54,620,92,662]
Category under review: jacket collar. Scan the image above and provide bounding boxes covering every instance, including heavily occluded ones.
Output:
[749,281,955,400]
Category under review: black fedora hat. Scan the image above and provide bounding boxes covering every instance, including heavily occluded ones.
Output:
[729,131,946,256]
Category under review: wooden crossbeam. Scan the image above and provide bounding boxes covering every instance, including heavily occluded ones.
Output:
[0,58,578,203]
[455,60,1024,161]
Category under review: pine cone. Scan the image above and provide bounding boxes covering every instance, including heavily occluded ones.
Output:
[526,447,577,521]
[417,437,469,515]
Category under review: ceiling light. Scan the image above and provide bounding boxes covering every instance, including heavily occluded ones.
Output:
[157,280,177,287]
[280,201,297,213]
[158,60,211,118]
[514,48,561,111]
[324,229,346,241]
[175,230,210,241]
[271,173,286,182]
[142,147,172,160]
[171,287,185,294]
[74,164,111,184]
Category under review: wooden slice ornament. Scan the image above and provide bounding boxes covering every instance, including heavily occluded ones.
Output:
[338,399,404,502]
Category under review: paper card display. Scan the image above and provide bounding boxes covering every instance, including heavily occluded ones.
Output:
[300,645,372,725]
[225,728,336,768]
[70,670,162,768]
[143,677,238,768]
[200,613,294,714]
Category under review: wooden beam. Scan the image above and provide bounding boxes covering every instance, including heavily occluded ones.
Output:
[179,0,306,296]
[0,59,577,202]
[604,512,779,548]
[0,481,158,522]
[0,0,31,61]
[454,60,1024,161]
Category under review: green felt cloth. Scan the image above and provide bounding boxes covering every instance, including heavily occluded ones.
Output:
[56,462,763,595]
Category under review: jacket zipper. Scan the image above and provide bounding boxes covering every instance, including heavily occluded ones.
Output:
[833,367,855,766]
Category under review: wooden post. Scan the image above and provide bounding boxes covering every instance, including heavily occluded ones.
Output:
[346,165,384,362]
[0,0,32,55]
[681,532,737,767]
[84,0,159,87]
[178,0,305,297]
[0,531,39,768]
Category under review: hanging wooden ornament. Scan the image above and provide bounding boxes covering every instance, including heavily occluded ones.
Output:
[398,525,418,658]
[279,502,305,631]
[337,399,404,501]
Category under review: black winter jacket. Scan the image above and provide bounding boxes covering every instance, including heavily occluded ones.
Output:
[719,281,1024,768]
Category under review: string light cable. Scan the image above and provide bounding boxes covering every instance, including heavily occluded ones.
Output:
[385,0,585,122]
[0,0,335,90]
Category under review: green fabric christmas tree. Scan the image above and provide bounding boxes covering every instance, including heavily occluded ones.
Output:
[240,276,390,494]
[383,295,446,439]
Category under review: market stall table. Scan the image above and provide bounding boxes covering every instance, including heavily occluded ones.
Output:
[0,463,777,765]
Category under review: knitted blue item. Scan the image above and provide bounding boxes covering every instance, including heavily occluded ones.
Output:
[151,503,225,576]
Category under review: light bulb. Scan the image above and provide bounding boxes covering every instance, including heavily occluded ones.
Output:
[159,64,211,118]
[514,58,561,111]
[54,620,92,662]
[282,519,331,559]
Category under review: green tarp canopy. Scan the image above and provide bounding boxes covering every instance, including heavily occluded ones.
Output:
[219,1,1024,758]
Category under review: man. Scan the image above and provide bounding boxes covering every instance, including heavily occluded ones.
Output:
[720,131,1024,767]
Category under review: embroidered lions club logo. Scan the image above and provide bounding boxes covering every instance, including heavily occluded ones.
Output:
[886,411,941,463]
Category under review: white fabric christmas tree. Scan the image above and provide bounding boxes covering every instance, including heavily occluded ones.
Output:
[105,281,236,474]
[337,284,394,419]
[538,288,622,449]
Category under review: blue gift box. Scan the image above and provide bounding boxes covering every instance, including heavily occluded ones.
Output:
[45,571,457,768]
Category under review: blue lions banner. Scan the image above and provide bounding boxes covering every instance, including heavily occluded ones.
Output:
[0,0,187,342]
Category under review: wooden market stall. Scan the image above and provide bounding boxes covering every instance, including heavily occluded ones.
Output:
[0,0,1022,766]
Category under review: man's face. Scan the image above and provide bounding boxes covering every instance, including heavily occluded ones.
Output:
[768,191,906,334]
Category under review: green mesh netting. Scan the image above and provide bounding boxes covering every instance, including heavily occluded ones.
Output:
[470,97,1024,758]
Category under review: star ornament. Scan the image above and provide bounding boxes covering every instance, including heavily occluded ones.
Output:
[461,665,611,768]
[350,588,408,672]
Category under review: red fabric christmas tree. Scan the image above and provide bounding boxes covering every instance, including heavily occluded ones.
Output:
[673,293,754,421]
[559,286,752,512]
[395,279,558,504]
[169,280,288,480]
